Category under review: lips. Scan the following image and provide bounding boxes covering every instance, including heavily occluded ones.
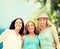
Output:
[28,28,34,31]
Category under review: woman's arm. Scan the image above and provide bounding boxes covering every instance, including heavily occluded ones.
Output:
[51,26,60,49]
[0,29,8,42]
[21,35,25,41]
[21,35,25,48]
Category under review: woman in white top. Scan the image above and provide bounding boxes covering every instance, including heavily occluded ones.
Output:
[0,18,24,49]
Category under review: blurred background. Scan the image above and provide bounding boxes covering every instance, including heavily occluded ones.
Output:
[0,0,60,49]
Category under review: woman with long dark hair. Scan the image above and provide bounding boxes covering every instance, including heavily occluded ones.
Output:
[0,18,24,49]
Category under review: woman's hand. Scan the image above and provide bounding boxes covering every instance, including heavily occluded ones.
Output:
[57,43,60,49]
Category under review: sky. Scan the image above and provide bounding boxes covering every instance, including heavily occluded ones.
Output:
[0,0,40,28]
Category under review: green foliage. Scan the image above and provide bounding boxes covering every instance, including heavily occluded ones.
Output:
[27,0,59,27]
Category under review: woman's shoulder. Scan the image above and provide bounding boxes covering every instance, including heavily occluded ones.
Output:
[0,29,10,37]
[50,26,56,31]
[21,35,29,40]
[2,29,10,33]
[50,25,57,34]
[5,29,12,31]
[3,29,13,34]
[21,35,26,40]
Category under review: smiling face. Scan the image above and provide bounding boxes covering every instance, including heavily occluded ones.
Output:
[38,18,47,27]
[26,21,35,33]
[14,19,22,30]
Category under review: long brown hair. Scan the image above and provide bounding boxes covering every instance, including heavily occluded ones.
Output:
[25,21,38,35]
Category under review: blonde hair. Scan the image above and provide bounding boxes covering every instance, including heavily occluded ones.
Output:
[36,20,54,33]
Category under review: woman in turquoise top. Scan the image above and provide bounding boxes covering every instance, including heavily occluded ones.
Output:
[22,21,39,49]
[36,12,60,49]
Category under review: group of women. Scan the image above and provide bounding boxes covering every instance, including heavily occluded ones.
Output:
[0,12,60,49]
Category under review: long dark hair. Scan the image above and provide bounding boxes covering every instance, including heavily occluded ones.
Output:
[9,18,24,36]
[25,21,38,35]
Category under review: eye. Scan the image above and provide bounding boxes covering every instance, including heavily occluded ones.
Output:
[38,19,42,21]
[31,24,34,26]
[19,22,22,24]
[15,21,18,23]
[27,25,30,27]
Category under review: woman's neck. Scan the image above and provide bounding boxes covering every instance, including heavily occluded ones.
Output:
[41,25,48,30]
[29,32,36,38]
[29,32,35,35]
[14,29,19,35]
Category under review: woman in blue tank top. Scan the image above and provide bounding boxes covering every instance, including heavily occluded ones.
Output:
[22,21,39,49]
[36,12,60,49]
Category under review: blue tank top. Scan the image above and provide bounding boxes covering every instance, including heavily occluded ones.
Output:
[38,27,56,49]
[23,35,39,49]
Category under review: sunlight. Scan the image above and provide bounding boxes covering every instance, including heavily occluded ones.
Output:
[0,0,40,28]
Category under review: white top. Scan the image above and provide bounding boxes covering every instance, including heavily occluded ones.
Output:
[0,29,22,49]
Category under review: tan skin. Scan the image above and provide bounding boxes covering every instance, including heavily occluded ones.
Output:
[22,21,36,41]
[38,18,60,49]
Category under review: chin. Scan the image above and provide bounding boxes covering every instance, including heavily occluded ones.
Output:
[29,30,34,33]
[41,24,45,27]
[16,28,21,30]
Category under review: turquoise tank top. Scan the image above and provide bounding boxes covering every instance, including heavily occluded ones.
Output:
[23,35,39,49]
[38,27,56,49]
